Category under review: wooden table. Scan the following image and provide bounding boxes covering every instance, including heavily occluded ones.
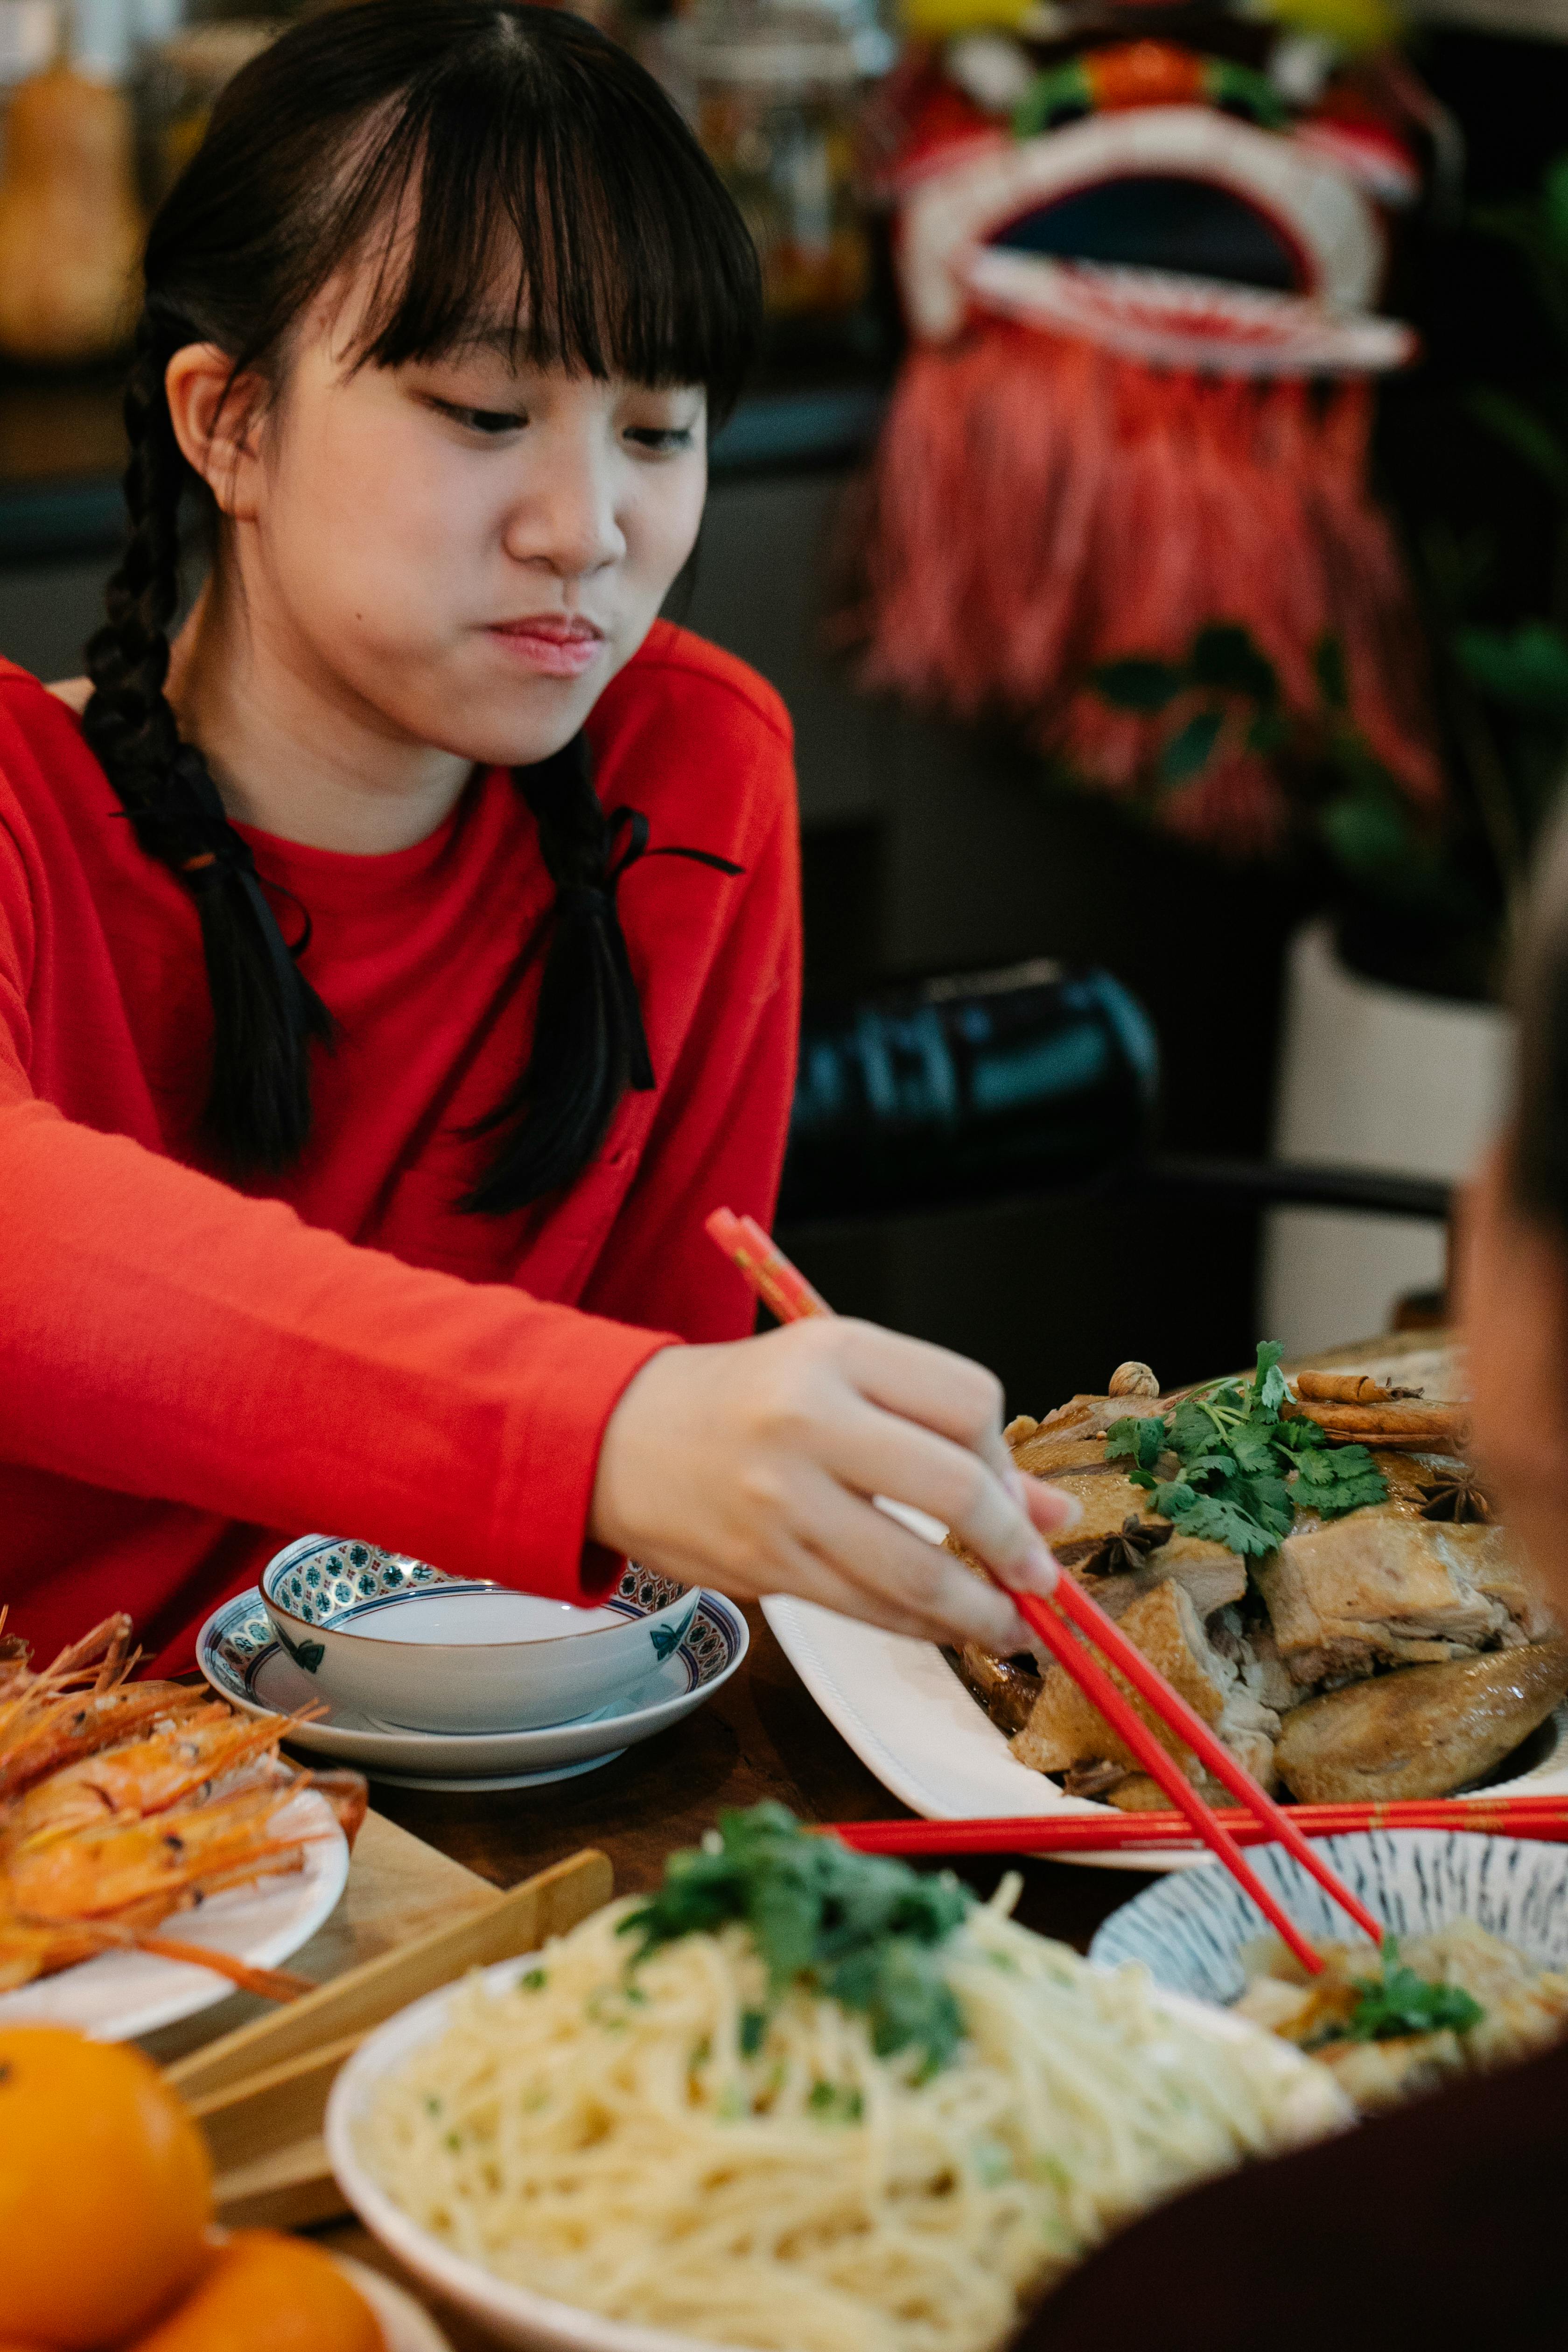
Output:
[315,1605,1155,2344]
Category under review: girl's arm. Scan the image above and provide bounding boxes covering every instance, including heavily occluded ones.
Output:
[0,887,669,1601]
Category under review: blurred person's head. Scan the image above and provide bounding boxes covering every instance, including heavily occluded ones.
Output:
[1466,807,1568,1607]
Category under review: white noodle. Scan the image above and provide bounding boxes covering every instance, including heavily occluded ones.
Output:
[359,1896,1310,2352]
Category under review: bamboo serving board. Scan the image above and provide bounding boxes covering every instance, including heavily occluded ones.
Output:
[147,1817,612,2231]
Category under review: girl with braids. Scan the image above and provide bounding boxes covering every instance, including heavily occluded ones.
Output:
[0,0,1073,1673]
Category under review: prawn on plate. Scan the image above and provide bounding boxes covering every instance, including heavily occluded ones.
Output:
[0,1613,364,2003]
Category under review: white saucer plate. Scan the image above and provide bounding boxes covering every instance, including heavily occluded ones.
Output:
[198,1589,748,1789]
[0,1786,348,2040]
[762,1595,1568,1873]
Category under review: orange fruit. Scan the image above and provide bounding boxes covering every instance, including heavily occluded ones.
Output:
[123,2232,384,2352]
[0,2025,212,2349]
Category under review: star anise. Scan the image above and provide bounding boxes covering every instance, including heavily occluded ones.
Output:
[1417,1473,1493,1524]
[1055,1514,1175,1577]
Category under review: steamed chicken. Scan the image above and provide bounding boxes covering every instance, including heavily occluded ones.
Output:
[951,1351,1568,1807]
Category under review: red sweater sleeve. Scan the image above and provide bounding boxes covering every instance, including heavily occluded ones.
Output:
[0,817,670,1602]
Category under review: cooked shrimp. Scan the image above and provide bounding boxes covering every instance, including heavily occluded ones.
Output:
[0,1682,207,1805]
[2,1707,292,1852]
[7,1780,311,1929]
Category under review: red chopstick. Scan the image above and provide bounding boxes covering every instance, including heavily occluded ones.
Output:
[1045,1572,1382,1944]
[706,1209,831,1325]
[831,1795,1568,1857]
[705,1207,1386,1973]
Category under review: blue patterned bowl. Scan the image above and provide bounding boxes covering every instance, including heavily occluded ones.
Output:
[1089,1830,1568,2004]
[260,1538,700,1735]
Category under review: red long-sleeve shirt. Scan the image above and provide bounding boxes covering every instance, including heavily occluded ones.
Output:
[0,621,800,1675]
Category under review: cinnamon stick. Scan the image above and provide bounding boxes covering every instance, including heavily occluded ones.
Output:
[1295,1372,1400,1405]
[1283,1398,1468,1446]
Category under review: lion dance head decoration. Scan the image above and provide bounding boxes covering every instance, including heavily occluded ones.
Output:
[848,0,1446,850]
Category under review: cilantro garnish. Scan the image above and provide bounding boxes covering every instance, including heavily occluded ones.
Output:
[1341,1937,1485,2043]
[617,1804,970,2077]
[1105,1342,1388,1560]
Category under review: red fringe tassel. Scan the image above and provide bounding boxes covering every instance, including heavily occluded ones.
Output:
[852,321,1444,854]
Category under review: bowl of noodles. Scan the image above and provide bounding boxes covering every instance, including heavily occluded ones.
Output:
[326,1807,1349,2352]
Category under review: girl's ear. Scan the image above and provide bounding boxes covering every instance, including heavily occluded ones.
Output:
[164,343,270,519]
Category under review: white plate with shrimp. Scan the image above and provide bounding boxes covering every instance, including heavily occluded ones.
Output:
[0,1784,348,2042]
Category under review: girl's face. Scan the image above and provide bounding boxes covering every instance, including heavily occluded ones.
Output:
[202,276,709,769]
[1462,1141,1568,1616]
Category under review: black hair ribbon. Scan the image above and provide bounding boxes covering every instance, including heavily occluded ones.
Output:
[171,747,318,1031]
[562,804,743,1092]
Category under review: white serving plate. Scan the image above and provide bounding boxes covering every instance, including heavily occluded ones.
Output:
[1089,1828,1568,1998]
[0,1786,348,2041]
[199,1589,748,1790]
[760,1597,1568,1874]
[326,1949,1347,2352]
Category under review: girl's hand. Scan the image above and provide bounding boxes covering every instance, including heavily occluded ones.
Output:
[589,1319,1080,1650]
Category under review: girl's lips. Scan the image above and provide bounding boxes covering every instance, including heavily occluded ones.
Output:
[488,617,605,679]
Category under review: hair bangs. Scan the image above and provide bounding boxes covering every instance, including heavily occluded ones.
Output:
[329,16,761,420]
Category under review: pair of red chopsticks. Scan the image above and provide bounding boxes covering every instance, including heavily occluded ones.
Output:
[706,1206,1381,1973]
[832,1795,1568,1859]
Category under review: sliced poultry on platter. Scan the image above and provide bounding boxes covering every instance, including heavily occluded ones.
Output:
[951,1350,1568,1810]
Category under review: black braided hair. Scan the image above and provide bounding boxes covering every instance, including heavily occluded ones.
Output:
[82,316,335,1171]
[79,0,761,1201]
[464,739,640,1212]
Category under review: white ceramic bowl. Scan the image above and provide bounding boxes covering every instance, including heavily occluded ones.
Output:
[1088,1829,1568,2002]
[326,1953,1347,2352]
[260,1539,700,1735]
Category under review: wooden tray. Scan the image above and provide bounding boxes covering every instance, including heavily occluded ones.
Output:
[148,1813,612,2230]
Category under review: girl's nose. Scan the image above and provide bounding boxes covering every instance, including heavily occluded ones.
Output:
[502,441,625,581]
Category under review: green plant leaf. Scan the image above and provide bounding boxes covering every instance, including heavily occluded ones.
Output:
[1246,710,1292,756]
[1106,1415,1165,1470]
[1169,1492,1281,1557]
[618,1804,972,2078]
[1455,621,1568,715]
[1314,634,1349,712]
[1252,1340,1288,1412]
[1466,388,1568,496]
[1343,1939,1484,2043]
[1320,787,1418,883]
[1159,708,1225,784]
[1188,623,1278,706]
[1092,657,1184,713]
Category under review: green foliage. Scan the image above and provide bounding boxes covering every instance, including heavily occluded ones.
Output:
[1342,1937,1485,2043]
[619,1804,970,2077]
[1083,619,1432,903]
[1106,1415,1165,1472]
[1093,657,1185,713]
[1160,709,1225,784]
[1456,621,1568,717]
[1466,389,1568,498]
[1190,623,1279,704]
[1104,1343,1388,1561]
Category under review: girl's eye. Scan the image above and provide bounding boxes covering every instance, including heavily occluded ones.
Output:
[432,399,526,436]
[625,426,696,455]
